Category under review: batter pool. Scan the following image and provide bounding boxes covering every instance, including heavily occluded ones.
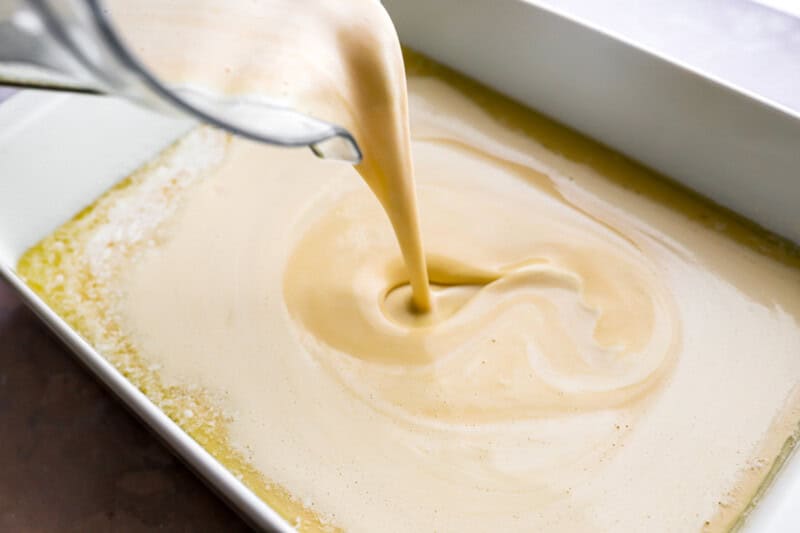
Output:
[17,51,800,532]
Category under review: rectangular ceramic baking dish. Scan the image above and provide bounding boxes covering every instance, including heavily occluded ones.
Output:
[1,1,798,531]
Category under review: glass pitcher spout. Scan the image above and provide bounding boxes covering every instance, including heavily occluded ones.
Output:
[0,0,362,163]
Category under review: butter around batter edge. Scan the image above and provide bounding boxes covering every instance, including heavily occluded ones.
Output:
[16,50,800,533]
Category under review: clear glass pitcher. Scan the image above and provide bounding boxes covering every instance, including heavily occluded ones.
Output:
[0,0,362,162]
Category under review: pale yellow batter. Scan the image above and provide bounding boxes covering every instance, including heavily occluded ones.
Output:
[16,1,800,532]
[112,77,800,532]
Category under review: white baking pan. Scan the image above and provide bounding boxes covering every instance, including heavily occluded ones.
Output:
[1,1,798,531]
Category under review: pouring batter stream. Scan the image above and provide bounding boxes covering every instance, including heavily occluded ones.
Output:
[107,0,432,311]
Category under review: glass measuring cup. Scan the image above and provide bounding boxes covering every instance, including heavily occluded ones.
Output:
[0,0,362,162]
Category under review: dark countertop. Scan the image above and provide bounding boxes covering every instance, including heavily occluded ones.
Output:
[0,278,252,532]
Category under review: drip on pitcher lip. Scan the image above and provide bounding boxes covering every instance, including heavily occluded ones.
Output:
[172,86,363,164]
[310,130,363,164]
